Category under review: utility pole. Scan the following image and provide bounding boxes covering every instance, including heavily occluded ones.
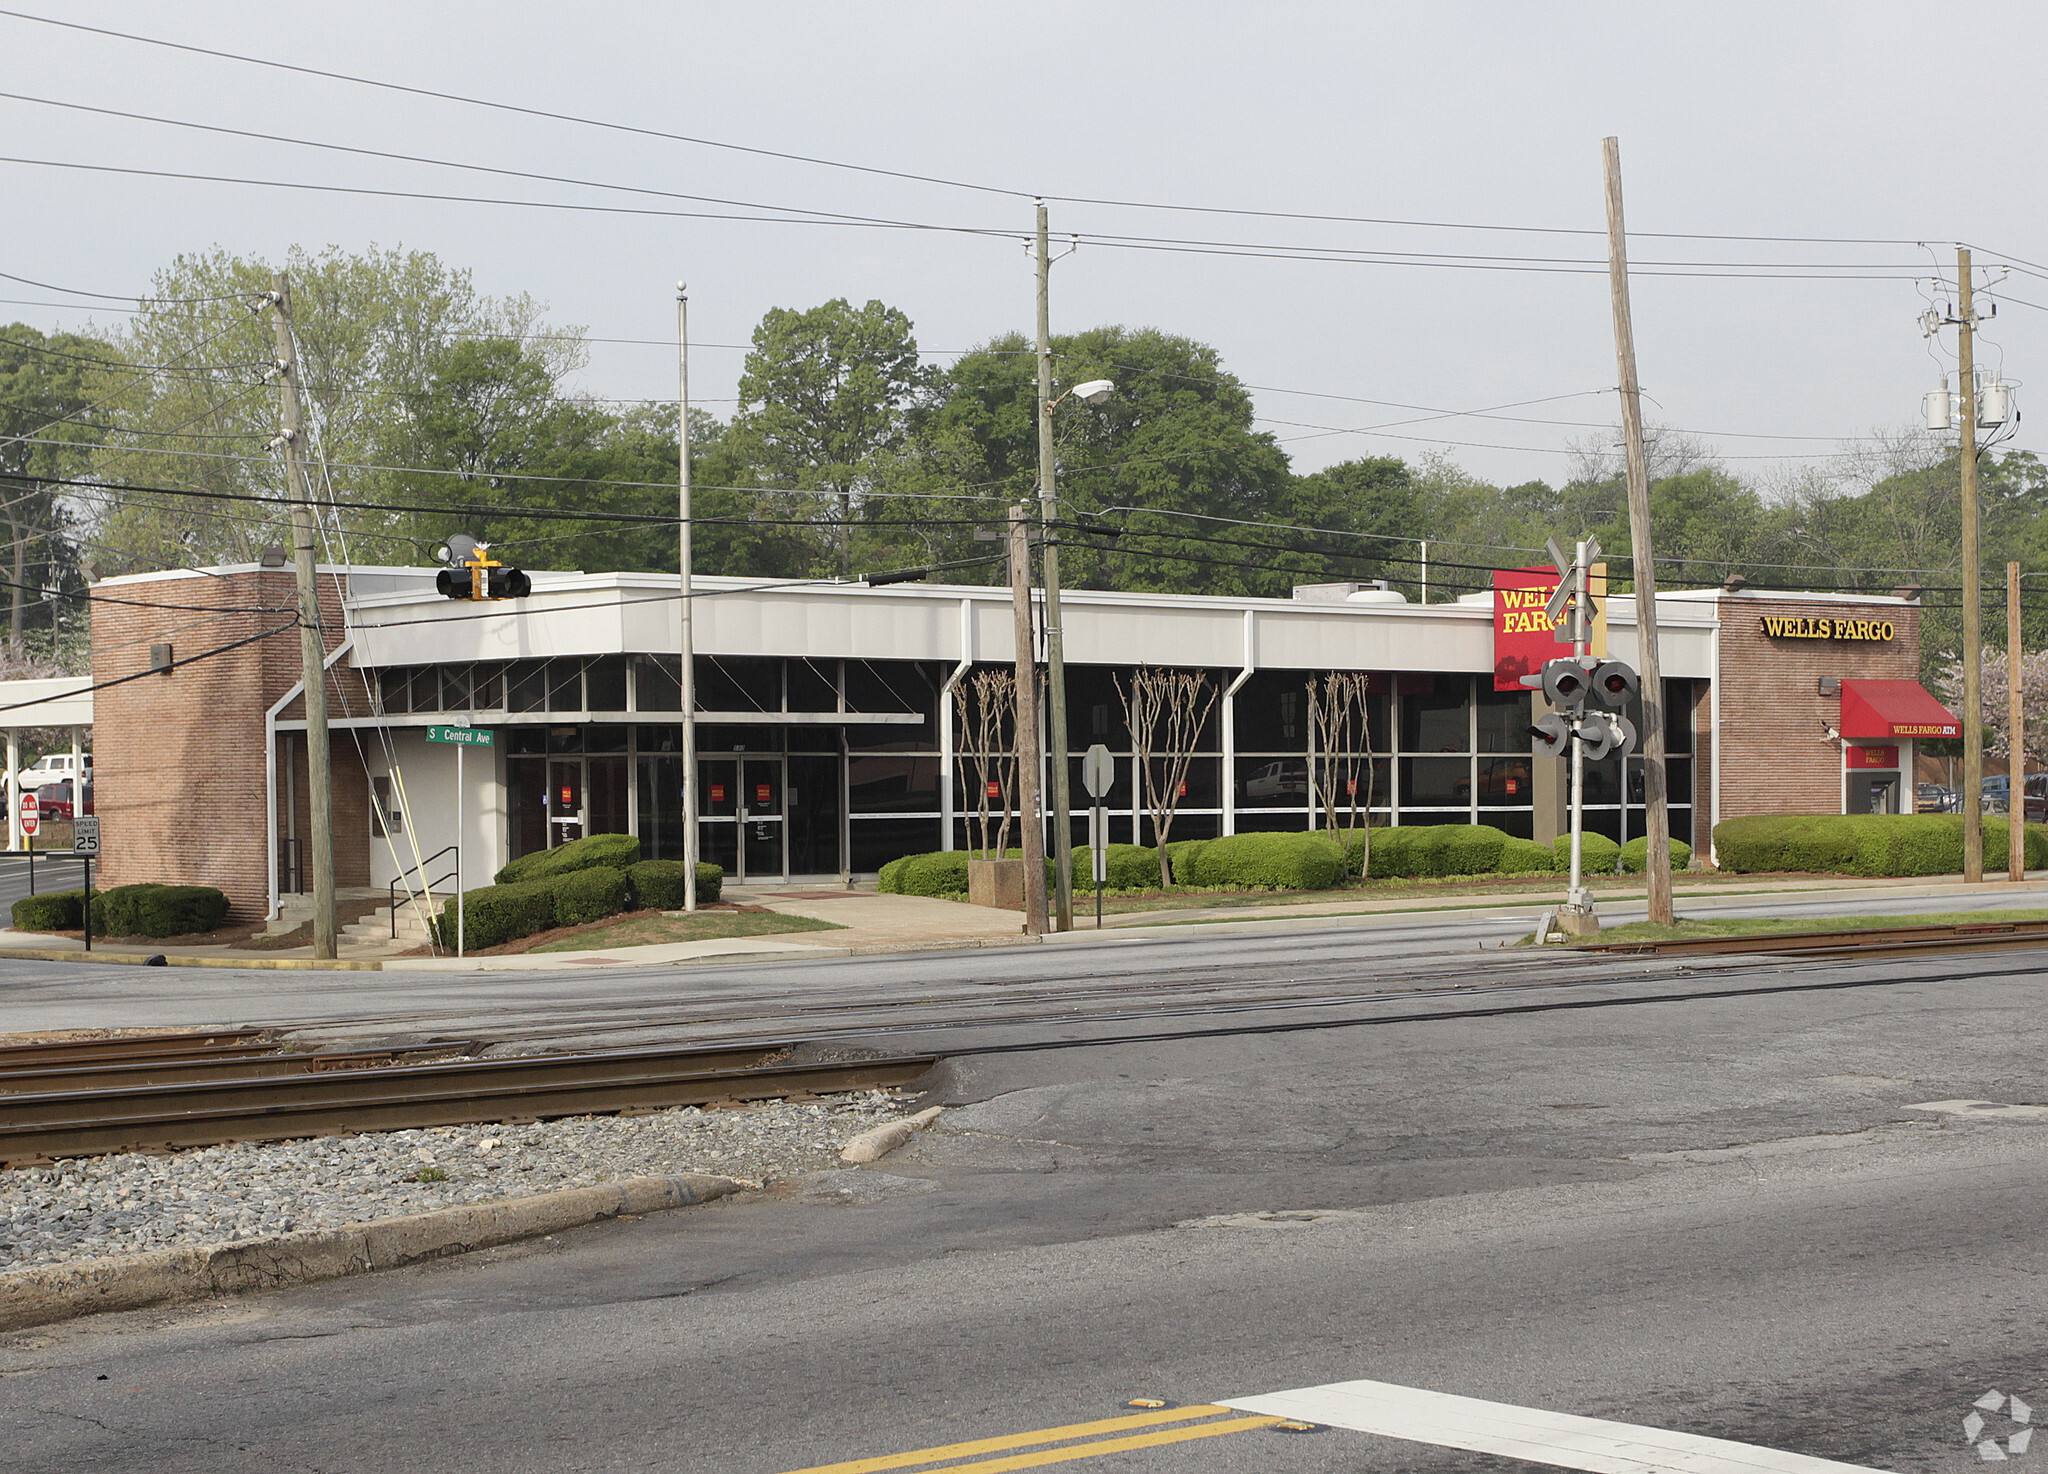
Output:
[1960,248,1984,883]
[677,284,699,912]
[268,274,336,960]
[1035,201,1076,931]
[2010,560,2025,882]
[1601,137,1673,924]
[1008,504,1047,936]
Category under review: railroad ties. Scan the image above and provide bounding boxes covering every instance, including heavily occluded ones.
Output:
[0,1032,938,1166]
[1579,918,2048,960]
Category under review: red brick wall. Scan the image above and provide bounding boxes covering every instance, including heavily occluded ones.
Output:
[1711,595,1923,824]
[90,569,370,921]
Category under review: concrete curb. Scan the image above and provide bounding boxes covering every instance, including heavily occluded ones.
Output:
[0,1172,741,1332]
[840,1106,944,1163]
[0,947,384,970]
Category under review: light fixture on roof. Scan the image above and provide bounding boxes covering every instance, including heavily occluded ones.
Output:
[258,547,288,569]
[1721,574,1749,595]
[1892,582,1926,602]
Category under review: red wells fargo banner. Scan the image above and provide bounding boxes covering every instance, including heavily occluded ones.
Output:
[1493,567,1562,692]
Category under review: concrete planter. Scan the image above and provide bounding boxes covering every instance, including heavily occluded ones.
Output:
[967,857,1024,910]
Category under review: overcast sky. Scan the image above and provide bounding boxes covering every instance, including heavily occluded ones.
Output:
[4,2,2043,493]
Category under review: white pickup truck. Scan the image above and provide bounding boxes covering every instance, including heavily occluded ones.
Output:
[17,752,91,791]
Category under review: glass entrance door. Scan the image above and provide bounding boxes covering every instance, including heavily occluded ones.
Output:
[547,760,584,845]
[698,758,738,874]
[741,758,786,880]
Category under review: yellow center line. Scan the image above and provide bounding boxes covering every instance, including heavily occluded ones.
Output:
[775,1405,1237,1474]
[924,1416,1287,1473]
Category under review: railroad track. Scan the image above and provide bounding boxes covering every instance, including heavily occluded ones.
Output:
[1579,919,2048,960]
[0,1037,938,1166]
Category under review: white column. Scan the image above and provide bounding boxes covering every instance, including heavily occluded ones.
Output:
[6,730,18,851]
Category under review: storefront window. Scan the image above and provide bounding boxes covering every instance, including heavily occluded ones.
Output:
[636,654,682,713]
[787,658,839,712]
[1400,756,1472,808]
[1400,676,1471,753]
[1475,688,1531,753]
[849,755,941,813]
[585,657,629,712]
[507,660,547,713]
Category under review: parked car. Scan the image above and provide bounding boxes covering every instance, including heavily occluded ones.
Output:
[35,777,91,821]
[17,752,90,791]
[1977,774,2048,821]
[1242,760,1310,800]
[1915,783,1956,813]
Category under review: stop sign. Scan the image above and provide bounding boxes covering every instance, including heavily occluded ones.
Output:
[18,790,37,838]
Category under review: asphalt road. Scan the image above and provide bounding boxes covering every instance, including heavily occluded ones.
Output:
[4,942,2047,1471]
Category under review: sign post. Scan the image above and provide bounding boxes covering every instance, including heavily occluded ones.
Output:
[17,791,34,894]
[73,815,99,952]
[1082,745,1114,929]
[426,727,493,957]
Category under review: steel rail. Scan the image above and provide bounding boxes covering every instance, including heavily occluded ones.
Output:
[0,1040,482,1094]
[0,1029,271,1069]
[0,1044,936,1164]
[1579,920,2048,959]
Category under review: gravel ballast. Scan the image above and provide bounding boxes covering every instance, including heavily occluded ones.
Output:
[0,1094,908,1271]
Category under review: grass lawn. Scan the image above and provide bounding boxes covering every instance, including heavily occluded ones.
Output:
[528,910,845,952]
[1590,908,2048,945]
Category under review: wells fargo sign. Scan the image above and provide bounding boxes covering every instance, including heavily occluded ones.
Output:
[1493,566,1605,691]
[1759,615,1896,642]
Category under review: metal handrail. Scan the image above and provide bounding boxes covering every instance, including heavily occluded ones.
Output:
[391,845,459,940]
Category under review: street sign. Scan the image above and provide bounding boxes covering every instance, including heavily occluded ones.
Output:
[426,726,493,747]
[17,792,36,838]
[1082,744,1114,799]
[73,815,99,855]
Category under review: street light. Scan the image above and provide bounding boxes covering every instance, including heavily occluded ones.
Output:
[1037,364,1116,934]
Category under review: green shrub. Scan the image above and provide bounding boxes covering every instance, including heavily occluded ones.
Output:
[1619,836,1694,872]
[432,878,558,949]
[1552,831,1623,874]
[1498,837,1558,873]
[1357,824,1512,877]
[1165,839,1209,884]
[1189,832,1347,890]
[1363,825,1417,878]
[88,883,231,938]
[891,851,972,897]
[494,832,641,886]
[11,888,86,932]
[1713,813,2048,876]
[1069,842,1162,890]
[549,866,632,928]
[625,860,722,908]
[876,856,910,893]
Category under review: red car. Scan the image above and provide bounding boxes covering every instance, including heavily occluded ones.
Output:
[36,778,92,821]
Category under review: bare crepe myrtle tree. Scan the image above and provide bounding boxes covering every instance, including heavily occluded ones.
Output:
[1308,672,1375,874]
[1119,666,1219,887]
[955,668,1018,857]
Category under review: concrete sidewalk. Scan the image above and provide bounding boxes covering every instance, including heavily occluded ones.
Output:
[5,871,2048,972]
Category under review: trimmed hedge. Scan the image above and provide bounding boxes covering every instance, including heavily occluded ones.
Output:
[551,866,632,928]
[1553,831,1622,874]
[1619,836,1694,872]
[1166,839,1209,884]
[1189,832,1346,890]
[1070,842,1163,890]
[89,883,231,938]
[1713,813,2048,877]
[1360,824,1515,878]
[625,860,723,908]
[432,878,558,949]
[11,888,87,932]
[1499,837,1559,873]
[879,850,972,897]
[495,832,641,886]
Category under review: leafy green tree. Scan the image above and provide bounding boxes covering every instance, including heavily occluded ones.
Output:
[726,299,929,577]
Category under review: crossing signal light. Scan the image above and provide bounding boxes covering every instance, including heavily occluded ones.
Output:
[1588,660,1640,709]
[1577,712,1639,762]
[1539,657,1591,713]
[435,542,529,601]
[1531,713,1570,757]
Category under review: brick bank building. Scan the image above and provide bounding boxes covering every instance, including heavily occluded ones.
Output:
[70,564,1958,922]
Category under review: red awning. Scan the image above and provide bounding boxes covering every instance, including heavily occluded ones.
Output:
[1839,679,1960,740]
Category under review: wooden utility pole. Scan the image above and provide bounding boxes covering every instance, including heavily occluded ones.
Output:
[268,274,337,959]
[2010,560,2025,882]
[1035,201,1077,933]
[1960,248,1984,882]
[1008,505,1047,935]
[676,284,699,912]
[1601,138,1673,922]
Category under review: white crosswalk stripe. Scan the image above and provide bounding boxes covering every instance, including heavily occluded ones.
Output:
[1222,1378,1887,1473]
